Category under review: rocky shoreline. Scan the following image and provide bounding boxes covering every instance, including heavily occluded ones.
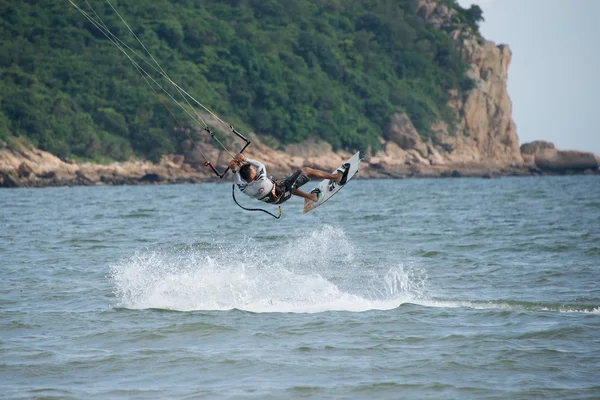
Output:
[1,138,598,189]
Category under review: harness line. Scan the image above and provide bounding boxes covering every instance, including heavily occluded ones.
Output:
[71,1,283,218]
[71,0,247,175]
[231,185,282,219]
[104,0,243,163]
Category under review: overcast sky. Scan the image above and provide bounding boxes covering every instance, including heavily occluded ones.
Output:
[457,0,600,155]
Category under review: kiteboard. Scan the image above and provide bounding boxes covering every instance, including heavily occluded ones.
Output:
[302,151,361,214]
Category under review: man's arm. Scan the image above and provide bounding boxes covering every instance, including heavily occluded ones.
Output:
[245,159,267,178]
[230,153,247,191]
[233,171,246,190]
[229,153,267,178]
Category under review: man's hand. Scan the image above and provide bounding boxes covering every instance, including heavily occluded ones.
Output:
[229,153,245,171]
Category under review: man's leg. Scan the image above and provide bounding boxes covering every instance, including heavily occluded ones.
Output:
[300,167,342,183]
[293,188,317,202]
[293,166,349,201]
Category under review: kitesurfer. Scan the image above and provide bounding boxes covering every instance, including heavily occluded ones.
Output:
[229,153,349,205]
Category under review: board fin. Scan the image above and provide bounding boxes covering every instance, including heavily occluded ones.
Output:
[302,198,315,214]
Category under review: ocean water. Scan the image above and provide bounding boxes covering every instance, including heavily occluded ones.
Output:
[1,176,599,399]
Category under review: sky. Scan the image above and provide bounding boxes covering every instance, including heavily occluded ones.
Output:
[457,0,600,155]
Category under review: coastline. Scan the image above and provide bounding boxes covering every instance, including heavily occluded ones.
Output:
[1,140,597,189]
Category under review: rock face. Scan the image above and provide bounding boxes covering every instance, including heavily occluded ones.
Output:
[448,40,521,165]
[373,0,523,173]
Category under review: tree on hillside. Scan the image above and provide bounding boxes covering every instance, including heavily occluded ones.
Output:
[465,5,484,25]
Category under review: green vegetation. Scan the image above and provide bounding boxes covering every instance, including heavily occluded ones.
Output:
[448,2,485,36]
[0,0,481,161]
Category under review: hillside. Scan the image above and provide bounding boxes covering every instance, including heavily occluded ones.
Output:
[0,0,481,162]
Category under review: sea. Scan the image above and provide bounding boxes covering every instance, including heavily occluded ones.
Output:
[1,176,599,399]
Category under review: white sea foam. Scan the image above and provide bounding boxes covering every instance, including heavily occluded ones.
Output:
[109,224,597,315]
[109,226,428,313]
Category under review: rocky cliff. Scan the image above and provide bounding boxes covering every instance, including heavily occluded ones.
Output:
[370,0,523,177]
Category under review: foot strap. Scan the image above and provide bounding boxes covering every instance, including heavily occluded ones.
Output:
[339,163,351,185]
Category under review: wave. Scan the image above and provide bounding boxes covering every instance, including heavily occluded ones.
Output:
[109,226,428,313]
[109,225,599,315]
[409,298,600,314]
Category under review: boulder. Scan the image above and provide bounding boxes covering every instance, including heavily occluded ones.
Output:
[535,150,599,172]
[383,142,407,163]
[0,172,21,188]
[172,155,185,166]
[18,162,34,178]
[520,141,555,155]
[140,173,166,183]
[384,112,428,156]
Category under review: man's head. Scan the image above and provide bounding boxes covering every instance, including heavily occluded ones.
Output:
[239,163,257,182]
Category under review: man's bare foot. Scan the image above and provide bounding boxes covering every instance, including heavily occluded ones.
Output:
[334,172,343,184]
[310,188,321,202]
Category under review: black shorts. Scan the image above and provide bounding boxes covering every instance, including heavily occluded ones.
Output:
[263,170,310,205]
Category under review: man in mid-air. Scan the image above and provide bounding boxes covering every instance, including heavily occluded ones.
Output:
[229,153,349,205]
